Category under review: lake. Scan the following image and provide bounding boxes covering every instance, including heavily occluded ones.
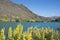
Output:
[0,22,60,34]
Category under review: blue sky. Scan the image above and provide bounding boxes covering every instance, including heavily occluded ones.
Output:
[11,0,60,17]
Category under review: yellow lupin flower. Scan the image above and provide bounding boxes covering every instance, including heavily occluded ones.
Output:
[23,32,27,40]
[55,31,59,40]
[33,27,41,38]
[51,34,54,40]
[13,24,23,36]
[17,24,23,38]
[13,29,17,37]
[8,27,13,40]
[17,33,22,40]
[45,28,49,34]
[56,31,59,36]
[0,24,60,40]
[16,24,23,33]
[0,28,5,40]
[42,32,45,40]
[27,32,32,40]
[27,27,33,33]
[13,24,23,40]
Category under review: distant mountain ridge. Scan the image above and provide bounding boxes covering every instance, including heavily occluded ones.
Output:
[50,16,60,20]
[52,17,60,22]
[0,0,58,22]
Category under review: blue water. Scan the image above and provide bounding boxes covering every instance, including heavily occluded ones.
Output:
[0,22,60,34]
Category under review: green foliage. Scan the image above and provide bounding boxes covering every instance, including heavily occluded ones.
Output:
[57,27,60,31]
[15,19,20,22]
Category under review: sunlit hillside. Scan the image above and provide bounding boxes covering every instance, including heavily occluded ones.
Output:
[0,0,52,22]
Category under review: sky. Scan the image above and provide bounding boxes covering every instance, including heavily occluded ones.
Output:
[11,0,60,17]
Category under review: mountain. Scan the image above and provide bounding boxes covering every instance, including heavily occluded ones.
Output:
[54,17,60,22]
[0,0,52,22]
[50,16,60,20]
[50,16,60,22]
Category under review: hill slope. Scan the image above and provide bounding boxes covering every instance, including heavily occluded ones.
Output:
[0,0,51,22]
